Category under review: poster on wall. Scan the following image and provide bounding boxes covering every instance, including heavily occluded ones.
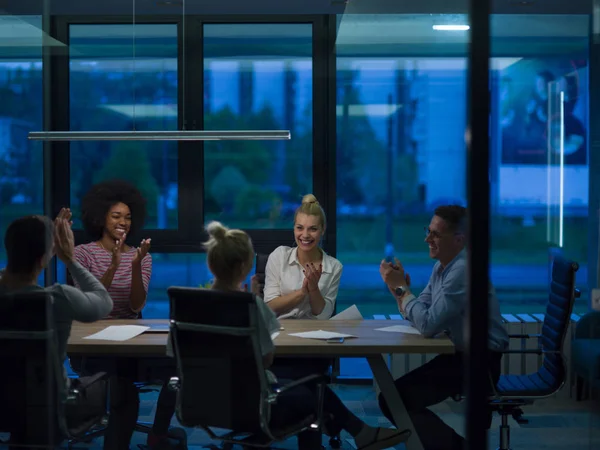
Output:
[497,57,589,209]
[500,58,587,165]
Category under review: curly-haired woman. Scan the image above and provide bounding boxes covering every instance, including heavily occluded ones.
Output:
[74,179,152,318]
[71,180,184,450]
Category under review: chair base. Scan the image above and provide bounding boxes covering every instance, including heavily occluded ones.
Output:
[497,414,511,450]
[329,434,342,448]
[135,422,188,449]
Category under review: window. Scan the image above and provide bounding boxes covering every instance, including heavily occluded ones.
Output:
[135,253,258,318]
[335,14,589,325]
[335,13,589,378]
[203,24,313,229]
[143,253,207,318]
[490,15,589,314]
[0,15,43,283]
[68,24,179,230]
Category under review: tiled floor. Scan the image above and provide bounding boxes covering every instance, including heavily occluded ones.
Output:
[19,384,596,450]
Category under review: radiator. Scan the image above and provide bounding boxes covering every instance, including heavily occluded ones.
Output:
[374,313,581,399]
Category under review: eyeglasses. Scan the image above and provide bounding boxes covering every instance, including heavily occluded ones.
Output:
[424,227,443,239]
[424,227,463,239]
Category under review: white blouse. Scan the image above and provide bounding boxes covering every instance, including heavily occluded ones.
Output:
[263,246,343,320]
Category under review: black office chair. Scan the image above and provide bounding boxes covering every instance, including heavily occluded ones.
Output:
[254,253,343,449]
[167,286,327,449]
[489,256,580,450]
[0,291,108,449]
[66,267,186,449]
[254,253,269,297]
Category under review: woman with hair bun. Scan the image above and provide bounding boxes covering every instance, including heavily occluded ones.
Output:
[201,221,410,450]
[263,194,342,320]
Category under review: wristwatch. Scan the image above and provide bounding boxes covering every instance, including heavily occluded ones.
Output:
[394,285,407,298]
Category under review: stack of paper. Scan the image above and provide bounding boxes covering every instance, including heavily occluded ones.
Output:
[374,325,421,335]
[289,330,356,340]
[83,325,150,341]
[330,305,363,320]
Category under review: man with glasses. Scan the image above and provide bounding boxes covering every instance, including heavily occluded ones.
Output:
[377,205,508,450]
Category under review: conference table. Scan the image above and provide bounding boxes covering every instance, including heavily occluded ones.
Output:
[68,319,454,450]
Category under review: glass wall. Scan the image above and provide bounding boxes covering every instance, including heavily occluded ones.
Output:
[0,15,43,283]
[69,24,179,230]
[203,23,313,228]
[335,14,590,334]
[335,15,469,330]
[2,4,598,449]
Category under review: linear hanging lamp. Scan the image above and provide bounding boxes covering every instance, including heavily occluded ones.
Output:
[28,130,291,141]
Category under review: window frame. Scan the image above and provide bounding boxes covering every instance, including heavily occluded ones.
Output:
[44,14,336,266]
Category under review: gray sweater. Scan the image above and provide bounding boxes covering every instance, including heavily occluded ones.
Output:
[0,261,113,384]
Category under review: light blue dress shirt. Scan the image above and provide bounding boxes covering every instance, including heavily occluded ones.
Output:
[403,251,509,352]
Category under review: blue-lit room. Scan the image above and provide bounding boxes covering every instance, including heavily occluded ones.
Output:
[0,0,599,449]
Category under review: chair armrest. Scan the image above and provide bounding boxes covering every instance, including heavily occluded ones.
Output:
[508,334,541,340]
[168,376,180,392]
[273,374,329,396]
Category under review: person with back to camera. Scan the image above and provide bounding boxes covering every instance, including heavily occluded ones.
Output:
[263,193,343,320]
[71,179,184,450]
[200,221,411,450]
[0,212,113,447]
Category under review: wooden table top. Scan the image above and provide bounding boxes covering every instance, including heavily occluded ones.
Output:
[67,319,454,358]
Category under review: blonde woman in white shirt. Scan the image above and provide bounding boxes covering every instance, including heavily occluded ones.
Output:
[263,194,343,320]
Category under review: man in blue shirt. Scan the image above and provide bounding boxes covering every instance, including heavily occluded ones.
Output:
[378,205,508,450]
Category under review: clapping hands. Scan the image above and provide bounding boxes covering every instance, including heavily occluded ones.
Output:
[132,238,151,266]
[379,257,410,288]
[302,262,322,295]
[53,217,75,263]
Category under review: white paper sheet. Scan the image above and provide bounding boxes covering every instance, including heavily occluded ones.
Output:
[83,325,150,341]
[288,330,356,340]
[330,305,363,321]
[270,331,281,340]
[374,325,421,335]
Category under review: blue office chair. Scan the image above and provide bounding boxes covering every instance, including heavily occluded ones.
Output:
[489,256,580,450]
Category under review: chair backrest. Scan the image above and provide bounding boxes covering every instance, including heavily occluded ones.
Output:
[167,286,270,434]
[255,254,269,297]
[0,290,65,444]
[539,255,579,390]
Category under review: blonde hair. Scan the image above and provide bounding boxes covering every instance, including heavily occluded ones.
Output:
[294,194,326,229]
[204,221,254,285]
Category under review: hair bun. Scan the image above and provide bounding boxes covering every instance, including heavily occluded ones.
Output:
[301,193,319,205]
[206,221,228,241]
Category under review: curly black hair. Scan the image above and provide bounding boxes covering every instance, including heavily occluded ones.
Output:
[81,179,147,241]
